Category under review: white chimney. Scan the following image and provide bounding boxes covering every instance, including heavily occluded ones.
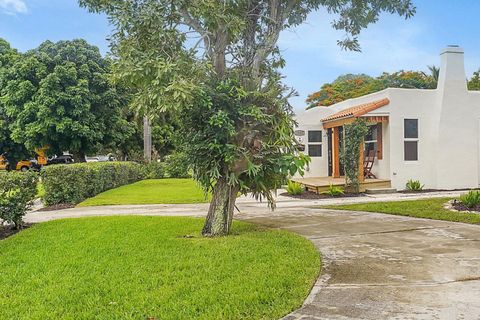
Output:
[437,45,467,92]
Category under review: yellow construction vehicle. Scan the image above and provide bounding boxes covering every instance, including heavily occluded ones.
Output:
[0,148,48,171]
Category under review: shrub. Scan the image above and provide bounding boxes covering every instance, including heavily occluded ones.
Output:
[286,180,304,195]
[163,152,191,178]
[0,171,39,229]
[322,184,344,197]
[406,179,424,191]
[142,161,166,179]
[42,162,143,206]
[459,190,480,209]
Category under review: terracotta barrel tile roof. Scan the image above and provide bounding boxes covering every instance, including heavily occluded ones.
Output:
[321,98,390,122]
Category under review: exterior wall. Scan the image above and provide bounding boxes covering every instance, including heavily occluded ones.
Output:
[432,47,479,189]
[387,48,480,190]
[293,107,334,178]
[385,88,438,190]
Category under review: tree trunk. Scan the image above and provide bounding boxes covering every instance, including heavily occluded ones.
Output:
[143,116,152,163]
[202,176,240,237]
[73,151,86,163]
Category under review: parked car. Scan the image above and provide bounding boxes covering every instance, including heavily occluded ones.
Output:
[47,155,74,165]
[86,155,116,162]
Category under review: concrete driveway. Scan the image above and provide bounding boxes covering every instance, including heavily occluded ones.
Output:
[239,207,480,320]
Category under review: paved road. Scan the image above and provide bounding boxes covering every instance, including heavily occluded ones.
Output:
[239,207,480,320]
[25,192,480,319]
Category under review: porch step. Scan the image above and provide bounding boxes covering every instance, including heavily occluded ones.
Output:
[365,188,397,194]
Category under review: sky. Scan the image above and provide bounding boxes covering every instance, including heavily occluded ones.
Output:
[1,0,480,110]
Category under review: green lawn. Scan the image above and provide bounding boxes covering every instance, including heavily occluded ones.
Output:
[78,179,209,207]
[0,216,320,319]
[36,181,45,199]
[322,197,480,224]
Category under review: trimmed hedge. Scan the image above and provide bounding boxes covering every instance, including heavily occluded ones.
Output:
[142,154,191,180]
[41,162,143,206]
[142,161,167,179]
[0,171,38,229]
[163,152,191,178]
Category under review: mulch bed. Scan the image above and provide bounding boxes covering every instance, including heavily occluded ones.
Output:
[451,201,480,213]
[398,189,438,194]
[37,203,75,212]
[0,223,33,241]
[280,191,365,200]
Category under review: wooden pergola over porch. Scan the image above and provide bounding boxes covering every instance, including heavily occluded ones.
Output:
[321,98,390,182]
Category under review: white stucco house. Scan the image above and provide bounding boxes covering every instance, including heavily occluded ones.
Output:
[294,46,479,191]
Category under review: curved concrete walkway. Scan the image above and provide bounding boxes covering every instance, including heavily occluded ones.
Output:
[241,208,480,319]
[25,193,480,319]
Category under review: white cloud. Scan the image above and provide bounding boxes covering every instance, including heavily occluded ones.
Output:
[0,0,27,14]
[279,11,437,75]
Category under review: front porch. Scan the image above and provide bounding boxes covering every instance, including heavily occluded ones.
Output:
[292,176,391,194]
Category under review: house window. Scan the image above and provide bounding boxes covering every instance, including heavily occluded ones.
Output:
[308,130,322,157]
[308,130,322,143]
[404,119,418,139]
[364,125,377,157]
[404,119,418,161]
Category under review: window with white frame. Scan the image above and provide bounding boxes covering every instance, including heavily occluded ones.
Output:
[308,130,322,157]
[404,119,418,161]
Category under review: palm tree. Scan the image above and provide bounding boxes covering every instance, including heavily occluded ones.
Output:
[428,65,440,82]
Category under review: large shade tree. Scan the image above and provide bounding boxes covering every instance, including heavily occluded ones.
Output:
[0,39,30,168]
[3,39,134,161]
[80,0,416,236]
[307,70,436,108]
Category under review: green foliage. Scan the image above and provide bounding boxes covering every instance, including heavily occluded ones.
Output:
[0,38,30,165]
[142,153,192,180]
[180,79,310,206]
[406,179,424,191]
[322,198,480,224]
[322,184,344,197]
[142,161,166,179]
[0,216,320,319]
[112,110,180,162]
[0,171,38,229]
[78,179,208,206]
[163,152,191,178]
[341,119,369,193]
[41,162,143,206]
[468,70,480,90]
[307,70,437,108]
[460,190,480,209]
[286,180,304,195]
[307,74,383,107]
[2,39,134,159]
[379,70,437,89]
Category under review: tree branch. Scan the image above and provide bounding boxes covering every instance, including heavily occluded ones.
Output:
[251,0,297,83]
[179,8,213,57]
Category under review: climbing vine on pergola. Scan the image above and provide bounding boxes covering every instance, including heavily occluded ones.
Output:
[341,119,368,193]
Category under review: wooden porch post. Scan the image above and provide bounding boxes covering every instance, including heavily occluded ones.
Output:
[358,139,365,182]
[332,127,340,178]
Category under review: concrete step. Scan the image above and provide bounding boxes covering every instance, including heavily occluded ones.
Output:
[365,188,397,194]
